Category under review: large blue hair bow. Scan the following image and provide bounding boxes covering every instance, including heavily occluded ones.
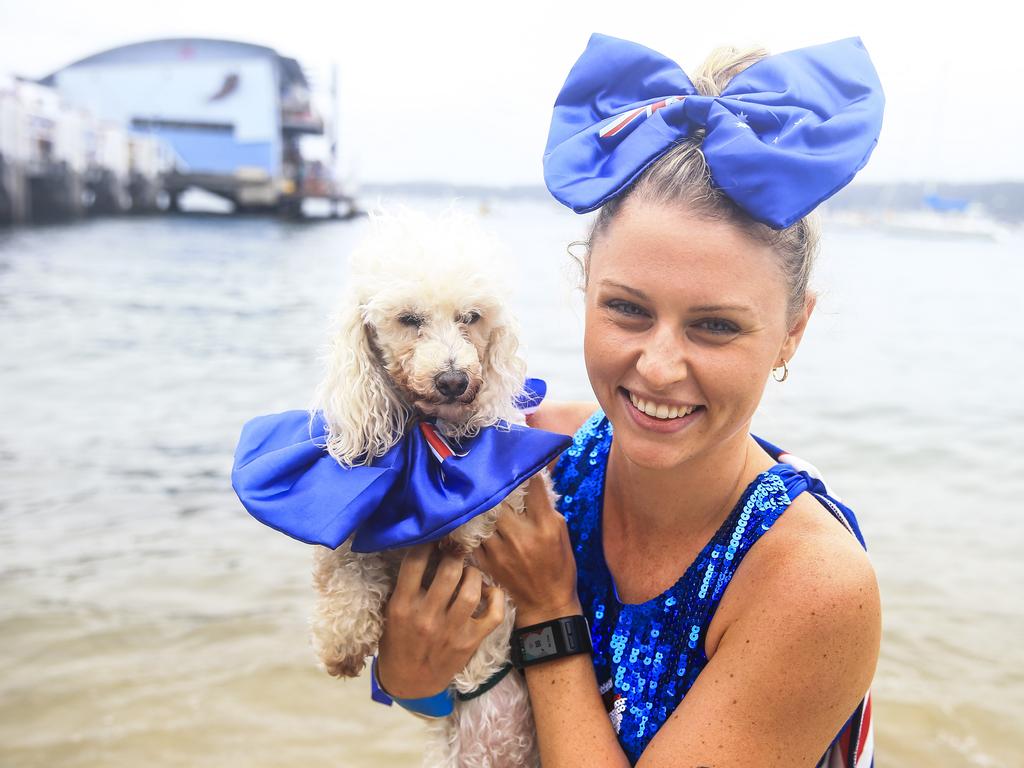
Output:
[231,408,571,552]
[543,34,885,229]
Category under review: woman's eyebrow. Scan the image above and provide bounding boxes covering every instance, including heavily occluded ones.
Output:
[600,280,754,314]
[599,279,650,301]
[688,303,754,313]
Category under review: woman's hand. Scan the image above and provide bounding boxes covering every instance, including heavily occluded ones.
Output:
[376,543,506,699]
[475,475,582,628]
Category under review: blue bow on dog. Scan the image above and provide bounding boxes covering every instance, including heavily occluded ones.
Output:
[231,381,570,552]
[543,34,885,229]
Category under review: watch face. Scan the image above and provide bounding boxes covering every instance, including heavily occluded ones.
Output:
[521,626,558,661]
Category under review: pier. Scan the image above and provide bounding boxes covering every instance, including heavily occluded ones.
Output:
[0,39,356,226]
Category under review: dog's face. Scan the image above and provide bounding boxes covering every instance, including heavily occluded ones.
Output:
[359,272,509,425]
[319,211,526,465]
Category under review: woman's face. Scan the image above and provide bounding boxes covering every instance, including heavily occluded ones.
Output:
[583,199,814,471]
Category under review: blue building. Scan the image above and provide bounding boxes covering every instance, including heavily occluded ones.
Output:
[41,38,335,212]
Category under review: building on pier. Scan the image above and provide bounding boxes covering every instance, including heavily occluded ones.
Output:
[40,38,346,215]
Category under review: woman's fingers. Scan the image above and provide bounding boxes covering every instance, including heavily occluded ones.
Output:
[447,564,483,625]
[473,541,499,584]
[423,552,467,612]
[524,474,554,519]
[395,542,433,596]
[470,582,506,636]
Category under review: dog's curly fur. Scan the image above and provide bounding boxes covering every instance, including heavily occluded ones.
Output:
[308,209,542,767]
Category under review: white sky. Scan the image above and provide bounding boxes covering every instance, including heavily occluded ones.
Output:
[0,0,1017,186]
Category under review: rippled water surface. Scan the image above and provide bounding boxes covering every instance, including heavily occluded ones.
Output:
[1,200,1022,767]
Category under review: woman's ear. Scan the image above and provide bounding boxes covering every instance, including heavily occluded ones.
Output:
[778,293,817,366]
[314,297,410,466]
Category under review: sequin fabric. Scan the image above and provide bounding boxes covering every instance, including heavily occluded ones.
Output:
[551,410,816,765]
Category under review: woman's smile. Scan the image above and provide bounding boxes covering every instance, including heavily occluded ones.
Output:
[620,387,705,433]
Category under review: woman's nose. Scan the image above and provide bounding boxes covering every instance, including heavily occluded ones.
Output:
[635,327,688,389]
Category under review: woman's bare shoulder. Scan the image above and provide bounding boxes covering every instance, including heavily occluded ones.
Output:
[707,491,878,658]
[525,399,599,437]
[746,493,876,603]
[645,502,880,766]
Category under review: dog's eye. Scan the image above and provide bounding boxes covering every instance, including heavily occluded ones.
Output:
[398,313,424,328]
[459,311,481,325]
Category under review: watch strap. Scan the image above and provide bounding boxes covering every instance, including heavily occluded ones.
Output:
[511,614,592,669]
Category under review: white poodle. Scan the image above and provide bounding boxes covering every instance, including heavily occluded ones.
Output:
[309,208,543,768]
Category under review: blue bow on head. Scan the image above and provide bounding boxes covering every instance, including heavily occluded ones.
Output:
[543,34,885,229]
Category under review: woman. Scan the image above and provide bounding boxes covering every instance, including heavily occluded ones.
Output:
[376,33,884,767]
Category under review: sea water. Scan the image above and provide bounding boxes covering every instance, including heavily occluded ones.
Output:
[1,198,1021,767]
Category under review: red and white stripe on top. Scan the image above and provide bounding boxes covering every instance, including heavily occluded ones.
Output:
[818,690,874,767]
[779,448,872,768]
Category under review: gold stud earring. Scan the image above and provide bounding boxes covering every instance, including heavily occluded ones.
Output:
[772,359,789,382]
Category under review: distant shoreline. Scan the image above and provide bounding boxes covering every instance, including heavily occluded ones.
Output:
[360,181,1024,225]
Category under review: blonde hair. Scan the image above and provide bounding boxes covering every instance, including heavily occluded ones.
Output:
[583,44,821,322]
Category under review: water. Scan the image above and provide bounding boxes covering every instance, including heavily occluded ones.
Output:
[1,201,1021,767]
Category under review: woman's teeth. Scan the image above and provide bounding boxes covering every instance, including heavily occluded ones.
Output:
[628,391,697,420]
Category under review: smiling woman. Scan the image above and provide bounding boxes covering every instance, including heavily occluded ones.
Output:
[582,204,814,470]
[500,196,874,768]
[377,32,884,768]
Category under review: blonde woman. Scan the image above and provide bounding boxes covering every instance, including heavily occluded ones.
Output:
[378,33,884,767]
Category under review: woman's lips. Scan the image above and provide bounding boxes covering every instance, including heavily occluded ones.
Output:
[619,387,704,433]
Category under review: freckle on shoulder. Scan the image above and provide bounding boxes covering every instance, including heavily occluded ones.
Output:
[761,507,879,618]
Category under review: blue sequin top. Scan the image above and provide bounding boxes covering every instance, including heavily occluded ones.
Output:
[551,410,869,765]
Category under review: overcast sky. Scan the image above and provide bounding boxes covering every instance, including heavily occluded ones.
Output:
[0,0,1016,186]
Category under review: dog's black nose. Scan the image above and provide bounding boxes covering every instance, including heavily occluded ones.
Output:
[435,370,469,399]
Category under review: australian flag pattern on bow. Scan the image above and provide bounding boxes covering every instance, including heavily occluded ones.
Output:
[599,95,687,138]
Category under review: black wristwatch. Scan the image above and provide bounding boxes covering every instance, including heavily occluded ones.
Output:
[510,615,592,669]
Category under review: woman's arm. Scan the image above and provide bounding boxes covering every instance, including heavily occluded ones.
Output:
[477,482,881,768]
[475,475,634,768]
[521,651,632,768]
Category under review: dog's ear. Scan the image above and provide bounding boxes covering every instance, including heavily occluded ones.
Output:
[314,298,410,466]
[475,318,528,425]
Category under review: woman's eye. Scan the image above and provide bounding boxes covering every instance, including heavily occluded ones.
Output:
[398,313,424,328]
[607,300,648,318]
[695,318,740,335]
[459,311,481,324]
